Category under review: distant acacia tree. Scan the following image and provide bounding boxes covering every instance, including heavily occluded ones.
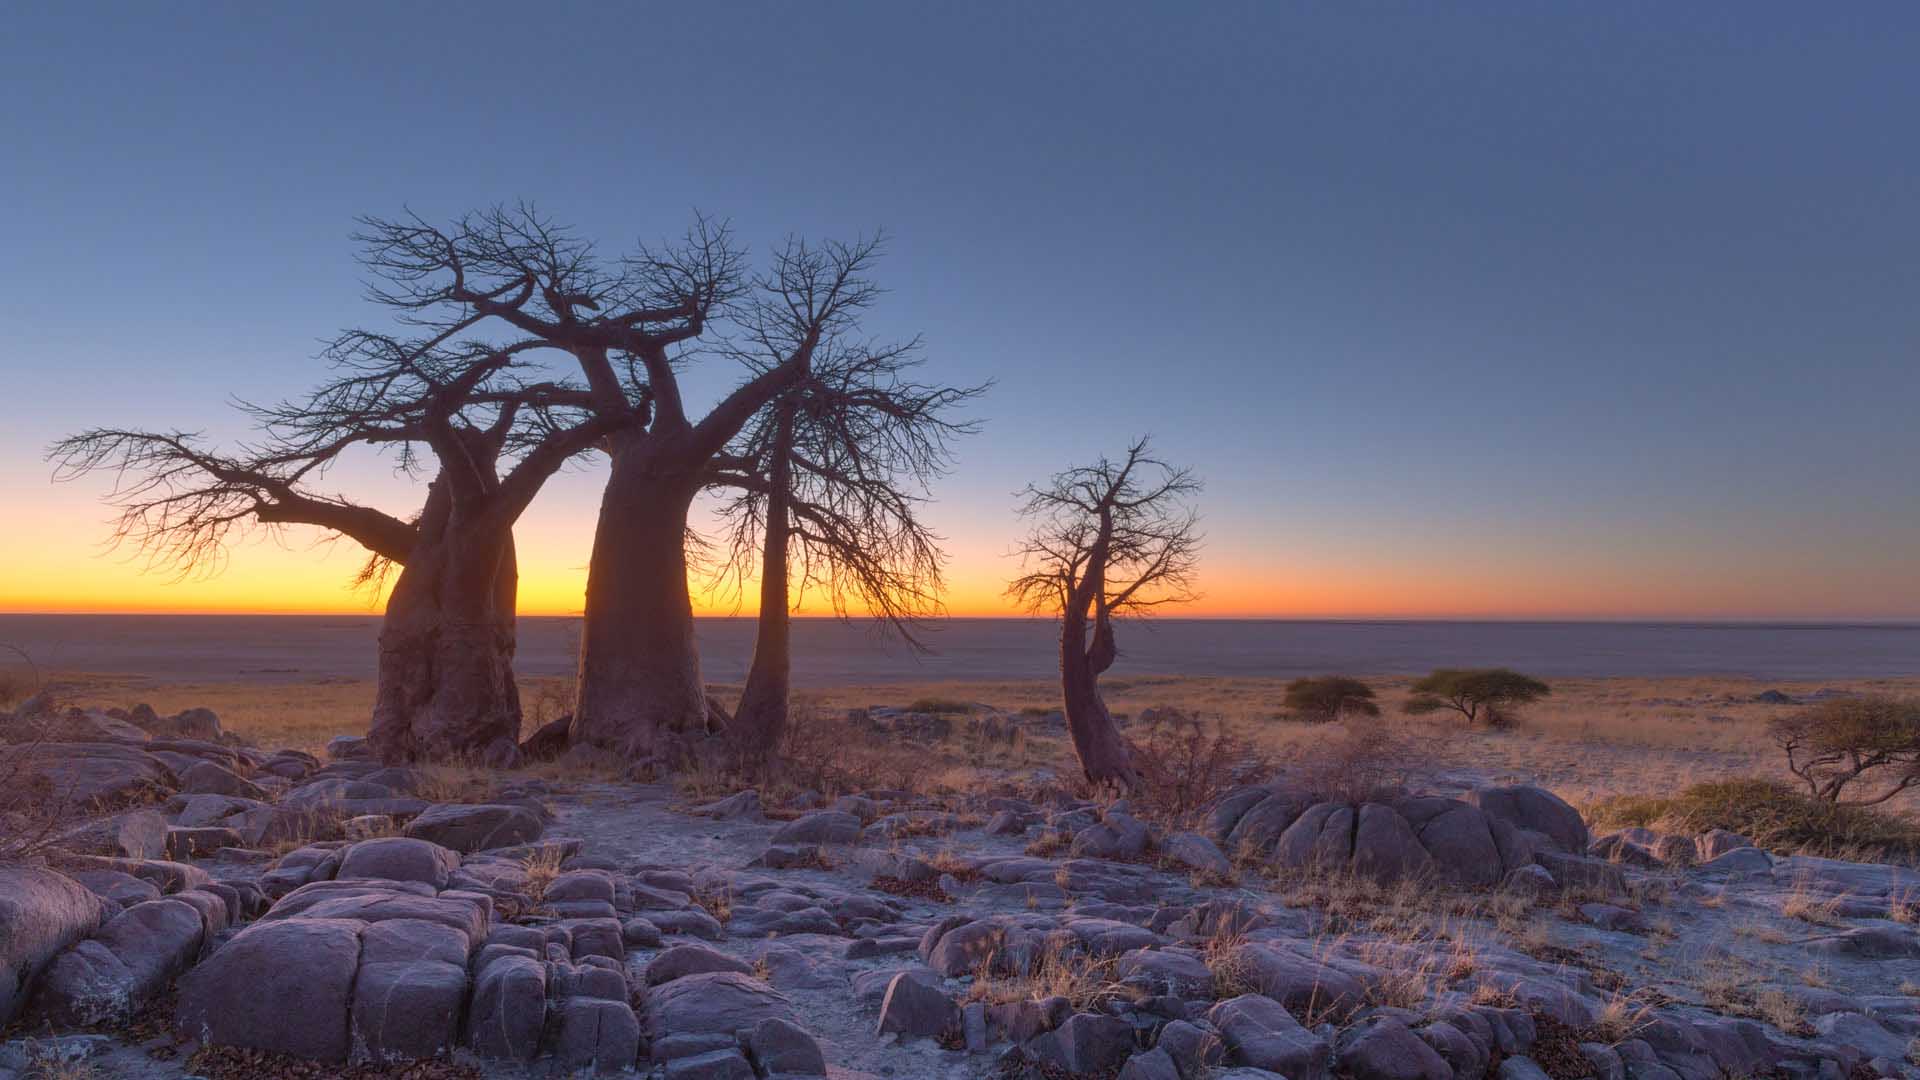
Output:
[707,336,985,771]
[1402,668,1550,729]
[1769,695,1920,805]
[1009,438,1202,789]
[1283,676,1380,723]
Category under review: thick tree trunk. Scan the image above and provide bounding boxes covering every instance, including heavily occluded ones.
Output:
[1059,612,1139,790]
[571,441,711,767]
[367,522,521,766]
[731,437,794,772]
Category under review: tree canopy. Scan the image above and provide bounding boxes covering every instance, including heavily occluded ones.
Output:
[1402,668,1550,729]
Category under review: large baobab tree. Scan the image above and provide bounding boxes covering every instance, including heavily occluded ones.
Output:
[51,324,615,764]
[347,209,889,769]
[707,337,986,770]
[1008,438,1203,789]
[51,203,737,763]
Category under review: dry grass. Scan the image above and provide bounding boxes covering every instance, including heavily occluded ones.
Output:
[691,883,733,925]
[1780,879,1847,926]
[1588,990,1657,1043]
[520,845,567,909]
[39,669,1920,820]
[963,945,1130,1011]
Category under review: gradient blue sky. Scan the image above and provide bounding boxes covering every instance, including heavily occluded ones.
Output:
[4,3,1918,618]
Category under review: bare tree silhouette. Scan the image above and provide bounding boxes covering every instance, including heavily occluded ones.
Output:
[1009,438,1202,789]
[706,333,986,770]
[50,204,738,762]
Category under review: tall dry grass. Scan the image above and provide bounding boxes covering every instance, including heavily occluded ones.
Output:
[39,668,1920,813]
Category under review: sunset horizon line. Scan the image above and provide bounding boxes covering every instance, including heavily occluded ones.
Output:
[5,606,1916,625]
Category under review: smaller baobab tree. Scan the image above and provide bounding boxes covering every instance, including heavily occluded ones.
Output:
[707,333,986,771]
[1009,437,1202,789]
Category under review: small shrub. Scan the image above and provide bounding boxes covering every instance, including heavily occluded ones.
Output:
[907,697,975,715]
[1282,676,1379,723]
[1403,668,1550,729]
[0,739,75,863]
[777,705,930,796]
[1769,694,1920,805]
[0,643,41,710]
[1587,777,1920,860]
[1128,709,1273,827]
[1292,714,1414,804]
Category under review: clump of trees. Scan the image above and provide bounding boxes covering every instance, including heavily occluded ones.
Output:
[53,206,977,773]
[1282,676,1379,722]
[1769,695,1920,806]
[1008,438,1203,790]
[1402,668,1550,729]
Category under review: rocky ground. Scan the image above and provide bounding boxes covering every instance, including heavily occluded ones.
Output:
[4,699,1920,1079]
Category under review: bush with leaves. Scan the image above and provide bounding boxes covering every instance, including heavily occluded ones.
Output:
[1282,676,1379,723]
[1768,694,1920,806]
[1402,668,1550,729]
[1588,777,1920,860]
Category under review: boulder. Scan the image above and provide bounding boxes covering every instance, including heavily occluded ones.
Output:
[326,735,370,761]
[1114,947,1213,998]
[553,996,643,1071]
[0,742,173,810]
[68,869,161,907]
[689,790,765,821]
[1026,1012,1136,1074]
[1534,851,1627,895]
[876,971,959,1037]
[402,803,543,852]
[923,918,1007,977]
[166,826,242,859]
[1224,791,1310,855]
[1337,1016,1452,1080]
[1225,943,1366,1022]
[52,809,169,859]
[1695,829,1754,861]
[645,943,753,985]
[1209,994,1332,1079]
[336,836,461,889]
[176,917,363,1062]
[770,810,861,846]
[30,897,206,1027]
[1209,786,1277,843]
[665,1048,755,1078]
[1071,811,1152,860]
[0,865,107,1026]
[744,1016,826,1076]
[1273,802,1355,871]
[180,760,265,799]
[644,971,797,1040]
[1401,800,1508,887]
[1697,847,1771,875]
[517,715,571,762]
[1467,785,1588,855]
[467,954,547,1061]
[1352,803,1435,884]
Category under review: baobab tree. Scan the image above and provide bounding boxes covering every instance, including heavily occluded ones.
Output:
[707,336,986,769]
[1008,438,1203,789]
[51,205,745,763]
[50,328,617,764]
[347,209,890,769]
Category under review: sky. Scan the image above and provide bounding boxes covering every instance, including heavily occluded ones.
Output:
[2,3,1917,620]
